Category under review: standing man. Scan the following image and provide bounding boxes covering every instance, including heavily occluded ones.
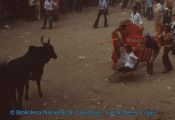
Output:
[144,33,160,75]
[162,8,172,27]
[154,0,163,35]
[42,0,54,29]
[93,0,108,28]
[130,6,144,29]
[135,0,142,14]
[164,0,173,17]
[142,0,146,16]
[121,0,129,9]
[35,0,41,21]
[75,0,83,13]
[28,0,35,21]
[146,0,153,20]
[161,25,174,73]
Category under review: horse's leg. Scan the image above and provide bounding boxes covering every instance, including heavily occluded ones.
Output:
[25,80,30,100]
[17,84,24,109]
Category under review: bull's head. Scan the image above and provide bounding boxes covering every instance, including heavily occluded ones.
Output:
[41,36,57,59]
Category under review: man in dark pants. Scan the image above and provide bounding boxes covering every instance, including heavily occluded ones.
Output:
[93,0,108,28]
[42,0,54,29]
[144,33,160,75]
[28,0,35,21]
[75,0,83,13]
[161,25,174,73]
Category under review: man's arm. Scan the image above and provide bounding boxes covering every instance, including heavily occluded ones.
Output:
[116,31,124,45]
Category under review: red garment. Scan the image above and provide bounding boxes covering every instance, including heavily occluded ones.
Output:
[111,29,125,65]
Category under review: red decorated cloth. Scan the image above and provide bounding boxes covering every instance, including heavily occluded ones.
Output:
[111,20,151,65]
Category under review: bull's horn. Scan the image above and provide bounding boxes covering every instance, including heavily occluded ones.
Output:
[41,35,44,44]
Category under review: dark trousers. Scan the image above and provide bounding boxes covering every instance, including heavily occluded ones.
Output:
[28,6,35,21]
[93,9,108,28]
[75,0,82,13]
[146,7,153,20]
[42,10,53,29]
[162,46,173,71]
[142,1,146,15]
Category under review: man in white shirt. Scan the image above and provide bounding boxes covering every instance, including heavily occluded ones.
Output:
[130,6,144,29]
[117,45,139,73]
[42,0,54,29]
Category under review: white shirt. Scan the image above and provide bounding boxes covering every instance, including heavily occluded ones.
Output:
[124,52,138,69]
[154,3,162,13]
[44,0,53,11]
[99,0,108,10]
[130,12,143,27]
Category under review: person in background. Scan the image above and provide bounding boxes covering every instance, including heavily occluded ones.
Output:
[142,0,146,16]
[93,0,108,28]
[161,25,174,73]
[121,0,129,9]
[35,0,41,21]
[146,0,153,20]
[53,0,59,21]
[130,6,144,29]
[164,0,173,17]
[106,0,109,15]
[0,5,4,28]
[144,33,160,75]
[28,0,35,21]
[75,0,83,13]
[154,0,163,35]
[135,0,142,14]
[128,0,134,8]
[162,8,172,28]
[42,0,54,29]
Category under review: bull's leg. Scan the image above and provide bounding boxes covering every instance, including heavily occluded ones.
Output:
[11,88,18,108]
[25,81,30,100]
[36,79,43,97]
[17,85,24,109]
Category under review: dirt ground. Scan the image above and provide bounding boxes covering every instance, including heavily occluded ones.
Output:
[1,6,175,120]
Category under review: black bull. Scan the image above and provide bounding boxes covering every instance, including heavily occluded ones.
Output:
[0,36,57,109]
